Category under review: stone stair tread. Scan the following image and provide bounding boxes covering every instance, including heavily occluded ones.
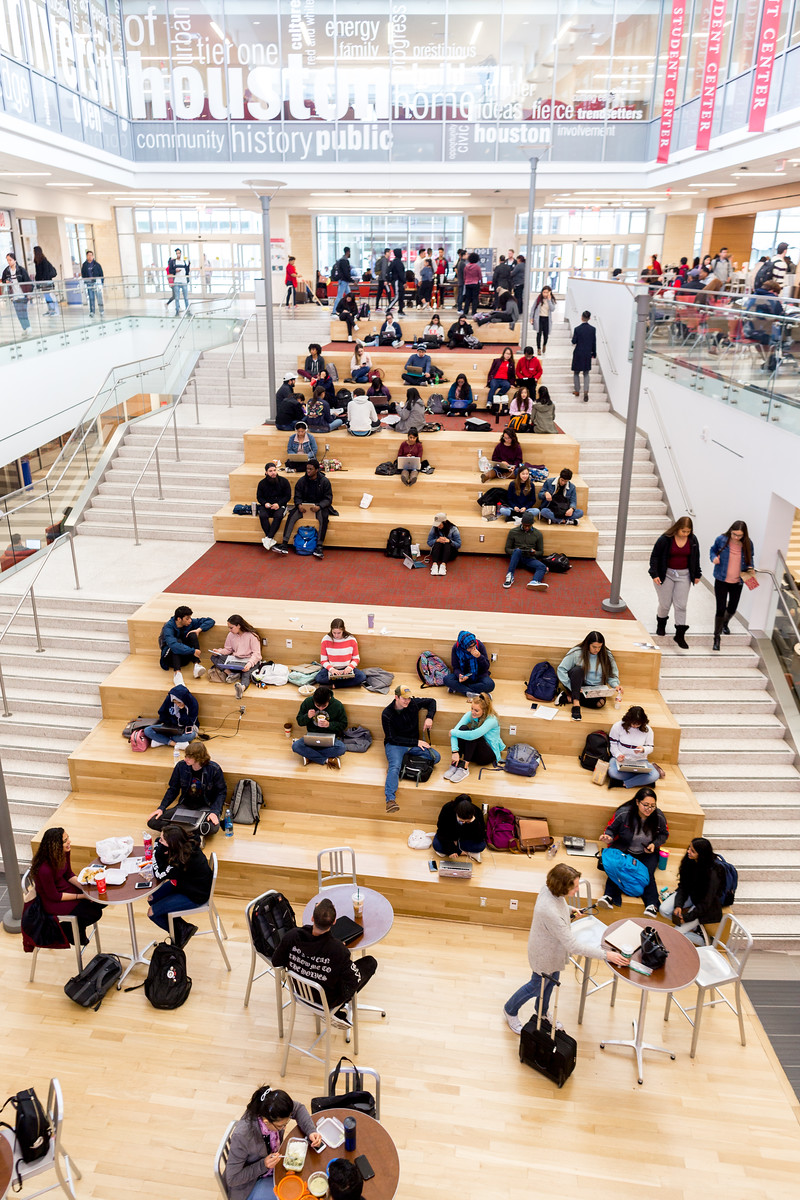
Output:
[678,713,786,730]
[685,764,800,779]
[720,849,800,866]
[679,738,792,750]
[735,880,800,899]
[700,793,800,810]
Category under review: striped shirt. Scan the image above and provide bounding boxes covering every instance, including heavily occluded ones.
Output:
[320,634,360,671]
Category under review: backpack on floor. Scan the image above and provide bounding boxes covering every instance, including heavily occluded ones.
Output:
[602,848,649,897]
[251,661,290,687]
[420,421,442,433]
[385,527,413,558]
[63,953,123,1011]
[399,751,434,785]
[416,651,449,688]
[293,526,318,556]
[250,892,297,961]
[375,461,399,477]
[130,729,151,752]
[542,552,571,574]
[229,778,264,833]
[464,336,483,349]
[504,743,542,778]
[426,393,445,414]
[716,853,739,907]
[336,388,353,404]
[358,302,370,319]
[487,805,518,851]
[464,417,491,432]
[579,730,611,771]
[342,726,373,753]
[141,940,192,1009]
[525,661,558,702]
[0,1089,51,1178]
[506,414,531,434]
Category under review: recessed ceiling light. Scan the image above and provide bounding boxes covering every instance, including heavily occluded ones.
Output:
[45,182,86,187]
[0,171,52,177]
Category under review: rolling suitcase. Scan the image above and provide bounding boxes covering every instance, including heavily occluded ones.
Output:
[519,973,577,1087]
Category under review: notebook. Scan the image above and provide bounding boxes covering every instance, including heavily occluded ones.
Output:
[331,916,363,945]
[604,919,644,956]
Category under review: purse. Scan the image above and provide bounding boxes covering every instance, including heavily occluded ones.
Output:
[515,816,554,855]
[310,1056,377,1119]
[640,925,669,969]
[481,505,497,520]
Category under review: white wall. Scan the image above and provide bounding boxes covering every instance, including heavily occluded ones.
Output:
[565,277,800,632]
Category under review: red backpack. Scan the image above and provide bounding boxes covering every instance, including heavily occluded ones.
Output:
[487,805,517,851]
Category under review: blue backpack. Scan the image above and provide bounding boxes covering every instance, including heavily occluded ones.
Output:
[293,526,318,556]
[504,743,542,778]
[525,661,557,702]
[716,853,738,907]
[601,848,649,897]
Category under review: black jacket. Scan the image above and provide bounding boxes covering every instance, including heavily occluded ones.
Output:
[2,263,32,291]
[81,259,104,278]
[276,393,305,428]
[492,262,512,290]
[436,800,487,857]
[381,696,436,746]
[604,804,668,853]
[388,254,406,285]
[162,759,227,818]
[291,472,334,512]
[34,258,57,284]
[648,533,702,583]
[571,322,597,372]
[674,856,726,925]
[336,255,353,283]
[256,474,291,508]
[447,320,473,340]
[152,837,212,905]
[272,925,365,1008]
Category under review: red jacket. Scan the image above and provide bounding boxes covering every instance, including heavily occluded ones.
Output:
[285,263,298,286]
[515,354,543,382]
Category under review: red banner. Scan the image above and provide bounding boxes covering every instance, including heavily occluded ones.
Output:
[749,0,784,132]
[696,0,728,149]
[657,0,687,164]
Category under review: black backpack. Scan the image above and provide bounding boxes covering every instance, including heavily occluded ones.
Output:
[0,1089,51,1180]
[330,260,341,281]
[141,941,192,1009]
[250,892,297,961]
[542,552,571,573]
[579,730,611,771]
[385,527,413,558]
[399,751,434,785]
[753,259,775,289]
[716,853,739,907]
[336,387,353,403]
[63,953,123,1011]
[375,461,398,476]
[229,778,264,834]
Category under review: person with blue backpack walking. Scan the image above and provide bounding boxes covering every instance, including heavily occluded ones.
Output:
[597,788,668,916]
[659,838,734,944]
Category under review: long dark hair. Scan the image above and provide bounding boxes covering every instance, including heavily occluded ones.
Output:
[723,519,753,564]
[228,614,259,636]
[160,823,195,866]
[512,387,532,413]
[575,631,614,684]
[621,787,660,838]
[244,1085,293,1124]
[621,705,649,733]
[33,245,48,266]
[31,827,66,882]
[514,466,532,496]
[454,373,469,394]
[405,387,421,404]
[678,837,716,889]
[664,516,693,538]
[535,386,553,408]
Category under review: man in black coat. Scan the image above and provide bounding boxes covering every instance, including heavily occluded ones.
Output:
[387,248,406,314]
[275,372,305,429]
[571,309,597,401]
[277,459,335,558]
[256,461,292,550]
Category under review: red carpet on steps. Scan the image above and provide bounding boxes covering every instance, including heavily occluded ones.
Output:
[167,543,630,619]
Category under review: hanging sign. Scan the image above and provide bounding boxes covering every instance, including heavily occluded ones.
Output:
[748,0,784,132]
[696,0,728,150]
[656,0,687,164]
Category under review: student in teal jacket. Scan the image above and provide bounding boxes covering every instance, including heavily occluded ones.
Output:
[445,693,505,785]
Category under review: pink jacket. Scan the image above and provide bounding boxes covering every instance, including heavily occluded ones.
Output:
[223,630,262,670]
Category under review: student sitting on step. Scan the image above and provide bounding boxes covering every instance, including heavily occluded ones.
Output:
[402,347,438,386]
[256,461,292,553]
[292,685,347,769]
[277,459,336,559]
[502,510,549,591]
[556,631,621,722]
[376,311,402,345]
[394,387,426,434]
[315,617,366,688]
[607,705,661,790]
[498,465,539,522]
[508,386,535,428]
[447,315,473,348]
[336,291,359,341]
[208,613,262,697]
[444,374,476,414]
[159,605,215,685]
[305,388,343,435]
[427,512,461,577]
[515,346,543,385]
[444,630,495,695]
[433,794,487,860]
[366,372,393,413]
[486,348,516,412]
[381,684,439,814]
[597,788,668,917]
[659,837,728,945]
[148,739,226,836]
[297,342,326,381]
[480,428,523,482]
[530,385,558,434]
[142,684,199,749]
[286,421,317,459]
[275,374,304,431]
[445,695,505,784]
[347,388,380,436]
[537,467,583,525]
[398,427,424,486]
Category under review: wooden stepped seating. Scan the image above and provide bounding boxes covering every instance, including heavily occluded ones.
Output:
[302,348,531,400]
[328,316,520,344]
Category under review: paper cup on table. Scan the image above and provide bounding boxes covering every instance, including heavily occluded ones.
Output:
[95,870,107,897]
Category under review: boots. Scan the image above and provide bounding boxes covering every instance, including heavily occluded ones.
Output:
[722,610,732,635]
[712,613,723,651]
[673,625,689,649]
[655,616,668,637]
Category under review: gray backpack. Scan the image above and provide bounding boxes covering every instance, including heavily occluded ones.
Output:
[342,726,373,753]
[363,667,394,693]
[229,778,264,833]
[426,393,445,414]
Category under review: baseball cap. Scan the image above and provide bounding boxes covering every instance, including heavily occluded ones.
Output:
[433,512,447,524]
[284,370,297,381]
[395,685,413,699]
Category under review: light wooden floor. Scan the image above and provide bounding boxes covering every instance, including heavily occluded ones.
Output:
[3,901,799,1200]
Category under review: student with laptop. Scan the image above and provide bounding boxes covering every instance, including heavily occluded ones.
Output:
[607,705,661,789]
[256,462,292,553]
[315,617,366,688]
[597,787,668,916]
[397,427,423,486]
[556,631,621,722]
[147,740,227,837]
[141,684,199,750]
[208,613,263,697]
[433,795,487,861]
[272,896,378,1028]
[292,685,348,769]
[286,421,317,460]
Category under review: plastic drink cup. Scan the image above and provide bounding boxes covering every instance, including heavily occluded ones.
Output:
[142,832,153,861]
[658,849,669,871]
[352,891,364,920]
[284,722,292,738]
[367,612,374,629]
[95,870,107,897]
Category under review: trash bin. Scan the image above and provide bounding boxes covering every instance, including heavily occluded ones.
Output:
[65,278,82,306]
[21,460,32,487]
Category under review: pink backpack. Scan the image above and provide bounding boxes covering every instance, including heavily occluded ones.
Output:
[130,729,151,752]
[487,805,517,851]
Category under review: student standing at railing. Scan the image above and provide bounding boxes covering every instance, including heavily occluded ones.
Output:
[167,249,190,314]
[2,252,33,334]
[81,250,104,316]
[33,246,58,314]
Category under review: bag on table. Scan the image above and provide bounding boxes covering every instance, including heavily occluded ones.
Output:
[64,953,123,1011]
[311,1057,377,1119]
[0,1088,51,1176]
[640,925,669,970]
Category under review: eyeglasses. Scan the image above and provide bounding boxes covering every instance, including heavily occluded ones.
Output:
[638,802,656,810]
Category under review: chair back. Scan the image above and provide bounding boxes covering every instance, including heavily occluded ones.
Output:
[287,969,330,1019]
[714,913,753,979]
[567,878,592,911]
[207,851,220,906]
[245,889,280,964]
[214,1120,236,1199]
[317,846,357,890]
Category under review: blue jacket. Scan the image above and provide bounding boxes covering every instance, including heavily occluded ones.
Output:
[162,759,227,817]
[450,712,505,759]
[380,320,401,339]
[710,533,755,582]
[539,477,577,510]
[428,523,461,550]
[286,431,318,457]
[505,480,538,511]
[157,685,199,732]
[447,382,474,409]
[159,614,215,663]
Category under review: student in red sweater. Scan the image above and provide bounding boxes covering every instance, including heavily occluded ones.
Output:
[486,348,516,412]
[284,256,298,306]
[30,827,104,945]
[315,618,366,688]
[398,427,424,486]
[515,346,543,386]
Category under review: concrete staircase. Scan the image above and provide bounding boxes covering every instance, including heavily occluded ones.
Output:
[0,594,137,866]
[579,435,668,560]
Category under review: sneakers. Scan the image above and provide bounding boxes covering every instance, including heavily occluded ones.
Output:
[431,563,440,576]
[234,680,245,699]
[597,895,613,910]
[442,764,460,781]
[261,536,275,550]
[326,757,341,770]
[449,766,469,784]
[467,850,482,863]
[173,670,185,686]
[503,1008,523,1035]
[527,580,549,591]
[312,548,324,559]
[331,1008,353,1029]
[300,757,309,766]
[571,705,582,721]
[439,564,447,576]
[193,662,206,679]
[540,515,553,524]
[385,798,399,813]
[644,905,659,918]
[272,543,289,555]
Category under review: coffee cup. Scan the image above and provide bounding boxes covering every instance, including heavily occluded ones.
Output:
[352,891,364,920]
[284,722,292,738]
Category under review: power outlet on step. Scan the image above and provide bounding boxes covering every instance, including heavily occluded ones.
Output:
[262,637,269,646]
[479,534,485,543]
[480,897,487,907]
[509,725,516,736]
[510,899,518,911]
[491,653,497,661]
[286,639,293,649]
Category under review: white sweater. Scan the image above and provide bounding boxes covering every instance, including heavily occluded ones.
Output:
[347,395,378,432]
[527,884,608,975]
[609,720,654,760]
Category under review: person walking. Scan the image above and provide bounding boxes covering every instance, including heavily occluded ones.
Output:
[531,286,555,353]
[454,248,466,312]
[167,249,190,314]
[374,248,392,310]
[33,245,58,315]
[284,256,298,307]
[570,310,596,401]
[334,247,354,306]
[387,248,407,315]
[710,520,755,651]
[648,516,702,648]
[462,253,483,317]
[2,252,33,334]
[81,250,104,316]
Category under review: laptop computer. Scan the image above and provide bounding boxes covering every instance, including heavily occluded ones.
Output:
[169,804,204,829]
[303,733,336,748]
[396,455,421,470]
[617,756,654,772]
[285,455,310,470]
[581,685,617,699]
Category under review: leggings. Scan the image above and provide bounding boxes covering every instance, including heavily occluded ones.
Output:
[429,542,458,565]
[537,316,550,352]
[714,579,743,623]
[454,735,496,765]
[61,898,105,945]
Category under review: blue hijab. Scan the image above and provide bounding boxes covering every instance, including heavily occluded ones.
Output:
[455,631,480,679]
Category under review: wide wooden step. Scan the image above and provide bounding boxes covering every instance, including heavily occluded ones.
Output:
[327,317,520,344]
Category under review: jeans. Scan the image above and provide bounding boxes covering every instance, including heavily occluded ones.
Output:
[432,833,487,856]
[607,758,660,789]
[351,365,371,382]
[539,506,583,524]
[246,1178,277,1200]
[282,507,329,547]
[314,667,366,688]
[506,548,547,583]
[536,316,549,351]
[210,654,253,692]
[86,281,103,314]
[173,282,188,312]
[40,288,57,312]
[142,724,197,747]
[463,283,480,316]
[488,379,511,407]
[659,891,705,944]
[505,970,559,1019]
[12,299,30,330]
[284,284,295,306]
[335,280,351,306]
[257,504,286,540]
[148,882,198,930]
[444,672,495,696]
[384,743,440,802]
[602,850,659,909]
[655,569,691,624]
[292,737,346,765]
[573,370,590,394]
[499,507,540,520]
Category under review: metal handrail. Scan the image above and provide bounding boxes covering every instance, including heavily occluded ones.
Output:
[225,313,257,408]
[753,564,800,646]
[643,386,695,518]
[130,377,199,546]
[0,532,80,718]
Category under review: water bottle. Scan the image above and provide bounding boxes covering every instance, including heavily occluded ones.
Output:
[343,1117,357,1152]
[224,811,233,837]
[614,687,622,710]
[547,839,559,858]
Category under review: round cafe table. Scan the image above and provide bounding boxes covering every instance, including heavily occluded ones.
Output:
[78,844,158,986]
[275,1108,399,1199]
[302,885,394,951]
[600,916,700,1084]
[1,1135,13,1200]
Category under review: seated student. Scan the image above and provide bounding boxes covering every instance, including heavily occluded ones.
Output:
[422,313,445,345]
[336,291,359,341]
[209,613,262,697]
[538,467,583,525]
[394,387,426,434]
[447,315,473,348]
[608,705,661,790]
[502,510,549,591]
[486,348,517,411]
[515,346,543,385]
[498,465,539,521]
[305,388,343,435]
[273,896,378,1027]
[275,374,305,431]
[433,794,488,861]
[427,511,461,577]
[403,347,436,385]
[292,685,347,769]
[597,787,668,917]
[493,287,520,331]
[659,838,727,945]
[142,684,199,749]
[376,310,402,346]
[445,374,476,414]
[286,422,317,459]
[147,739,226,836]
[348,343,372,383]
[313,370,336,402]
[508,386,535,427]
[159,604,215,685]
[148,823,212,947]
[256,461,292,553]
[30,827,104,947]
[381,684,439,814]
[530,385,558,434]
[398,427,423,486]
[445,694,504,784]
[298,343,325,381]
[347,388,379,436]
[557,631,620,722]
[366,372,393,412]
[328,1160,364,1200]
[480,428,523,482]
[316,617,366,688]
[444,629,495,695]
[225,1085,322,1200]
[278,460,335,559]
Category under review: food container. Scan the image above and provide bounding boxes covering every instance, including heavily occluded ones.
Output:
[308,1172,329,1197]
[315,1117,345,1148]
[275,1176,308,1200]
[104,869,126,886]
[283,1138,308,1173]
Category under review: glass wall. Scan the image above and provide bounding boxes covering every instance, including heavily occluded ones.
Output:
[752,209,800,262]
[126,206,264,292]
[516,208,646,287]
[316,214,465,276]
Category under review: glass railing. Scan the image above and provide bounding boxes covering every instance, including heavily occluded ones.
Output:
[640,290,800,435]
[759,551,800,715]
[0,302,243,572]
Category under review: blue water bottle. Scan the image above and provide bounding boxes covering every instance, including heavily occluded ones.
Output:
[343,1117,357,1152]
[224,811,233,837]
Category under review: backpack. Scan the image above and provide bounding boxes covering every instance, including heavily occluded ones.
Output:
[426,393,445,414]
[420,422,442,433]
[487,805,518,851]
[342,725,373,753]
[288,662,321,686]
[504,743,542,778]
[507,414,531,433]
[233,503,254,515]
[362,667,394,693]
[579,730,611,771]
[293,526,318,556]
[130,729,150,752]
[464,417,491,432]
[336,387,353,404]
[416,651,449,688]
[63,953,123,1011]
[385,527,413,558]
[399,751,434,785]
[0,1089,51,1181]
[375,461,399,477]
[525,662,558,702]
[358,302,370,319]
[542,552,571,574]
[330,260,341,281]
[464,336,483,349]
[138,940,192,1009]
[474,312,493,325]
[602,848,649,897]
[716,853,738,907]
[753,259,775,289]
[229,778,264,833]
[251,661,290,687]
[250,892,296,961]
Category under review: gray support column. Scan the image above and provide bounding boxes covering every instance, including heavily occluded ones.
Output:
[519,156,538,352]
[0,758,23,933]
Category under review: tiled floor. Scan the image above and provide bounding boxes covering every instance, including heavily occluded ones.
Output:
[744,976,800,1099]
